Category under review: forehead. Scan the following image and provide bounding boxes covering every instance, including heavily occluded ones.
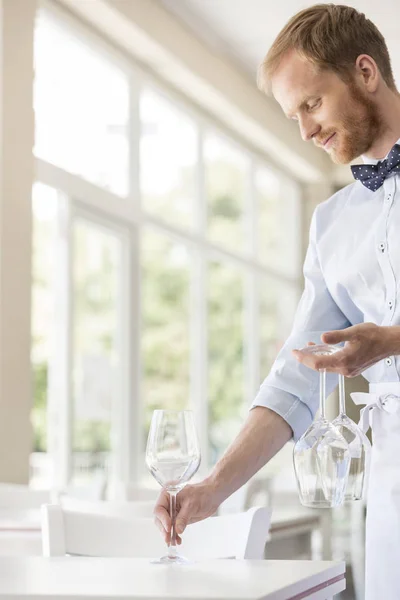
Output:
[271,51,333,115]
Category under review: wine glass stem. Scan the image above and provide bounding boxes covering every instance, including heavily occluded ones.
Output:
[320,368,326,419]
[339,373,346,415]
[168,491,177,558]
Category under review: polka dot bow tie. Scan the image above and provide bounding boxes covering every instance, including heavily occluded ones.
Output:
[351,143,400,191]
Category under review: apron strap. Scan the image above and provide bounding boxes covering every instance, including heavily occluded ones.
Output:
[350,391,400,433]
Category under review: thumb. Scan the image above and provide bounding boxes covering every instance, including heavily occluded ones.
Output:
[321,328,350,344]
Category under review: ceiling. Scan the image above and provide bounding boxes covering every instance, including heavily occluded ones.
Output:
[160,0,400,85]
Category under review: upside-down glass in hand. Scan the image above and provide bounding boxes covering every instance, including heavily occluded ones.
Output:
[293,344,350,508]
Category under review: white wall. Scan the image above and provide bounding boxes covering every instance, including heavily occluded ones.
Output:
[0,0,36,482]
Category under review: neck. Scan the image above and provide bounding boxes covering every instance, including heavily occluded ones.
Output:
[365,90,400,160]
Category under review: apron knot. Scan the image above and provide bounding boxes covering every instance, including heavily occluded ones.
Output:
[350,391,400,433]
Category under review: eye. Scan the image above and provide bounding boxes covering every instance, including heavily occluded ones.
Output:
[308,99,321,112]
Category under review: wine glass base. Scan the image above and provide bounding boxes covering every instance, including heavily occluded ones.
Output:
[151,554,192,565]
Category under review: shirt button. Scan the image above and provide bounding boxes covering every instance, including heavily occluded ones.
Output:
[385,358,393,366]
[389,300,394,309]
[379,242,386,252]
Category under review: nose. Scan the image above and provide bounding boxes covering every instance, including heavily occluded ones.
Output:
[298,115,320,142]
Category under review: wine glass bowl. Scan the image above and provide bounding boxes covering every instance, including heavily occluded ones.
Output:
[146,410,201,564]
[294,418,350,508]
[332,375,371,501]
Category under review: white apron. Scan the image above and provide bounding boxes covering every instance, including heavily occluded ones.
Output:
[352,382,400,600]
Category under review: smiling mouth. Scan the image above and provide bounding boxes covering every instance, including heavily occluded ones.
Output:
[323,133,336,147]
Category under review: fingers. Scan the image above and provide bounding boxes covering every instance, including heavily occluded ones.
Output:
[321,329,349,344]
[153,490,171,537]
[292,349,341,372]
[175,501,193,535]
[154,517,182,545]
[154,490,184,545]
[154,516,170,544]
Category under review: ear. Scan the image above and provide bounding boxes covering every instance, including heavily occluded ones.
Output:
[355,54,379,92]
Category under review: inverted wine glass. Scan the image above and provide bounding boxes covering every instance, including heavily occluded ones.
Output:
[293,344,350,508]
[145,409,201,564]
[332,374,371,501]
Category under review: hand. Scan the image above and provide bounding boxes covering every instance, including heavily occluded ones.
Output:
[153,480,222,545]
[292,322,391,377]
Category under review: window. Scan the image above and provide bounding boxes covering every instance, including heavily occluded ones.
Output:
[31,8,301,487]
[207,261,245,463]
[140,90,198,228]
[71,218,124,485]
[34,13,129,196]
[141,229,191,446]
[205,133,249,252]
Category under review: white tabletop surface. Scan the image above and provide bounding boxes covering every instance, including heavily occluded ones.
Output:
[0,557,345,600]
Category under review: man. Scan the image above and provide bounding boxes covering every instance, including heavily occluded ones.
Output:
[154,5,400,598]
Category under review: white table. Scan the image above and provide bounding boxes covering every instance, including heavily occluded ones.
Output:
[0,556,345,599]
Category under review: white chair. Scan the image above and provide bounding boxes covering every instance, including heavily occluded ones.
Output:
[41,504,271,560]
[0,483,50,509]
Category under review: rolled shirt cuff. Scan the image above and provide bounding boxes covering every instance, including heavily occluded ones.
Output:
[250,385,313,442]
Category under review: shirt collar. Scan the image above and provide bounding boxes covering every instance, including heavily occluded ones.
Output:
[361,138,400,165]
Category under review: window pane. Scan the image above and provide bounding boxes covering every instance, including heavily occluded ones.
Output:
[255,166,280,265]
[72,219,123,485]
[205,134,248,252]
[256,167,301,277]
[260,277,298,382]
[34,13,129,196]
[30,183,58,487]
[140,90,198,228]
[208,261,245,464]
[141,230,191,446]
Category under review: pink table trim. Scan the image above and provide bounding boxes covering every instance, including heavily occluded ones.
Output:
[289,573,345,599]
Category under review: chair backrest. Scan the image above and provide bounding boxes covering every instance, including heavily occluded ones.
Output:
[0,483,50,509]
[41,504,271,560]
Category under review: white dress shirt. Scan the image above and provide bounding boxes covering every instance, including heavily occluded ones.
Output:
[252,140,400,441]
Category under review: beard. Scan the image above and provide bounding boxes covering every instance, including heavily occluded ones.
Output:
[317,80,384,165]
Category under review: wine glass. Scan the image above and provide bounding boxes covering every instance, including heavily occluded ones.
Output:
[293,344,351,508]
[145,410,201,564]
[332,374,371,501]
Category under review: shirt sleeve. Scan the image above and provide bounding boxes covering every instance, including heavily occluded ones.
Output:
[251,204,351,441]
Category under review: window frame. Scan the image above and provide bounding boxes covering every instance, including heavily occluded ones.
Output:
[32,3,302,486]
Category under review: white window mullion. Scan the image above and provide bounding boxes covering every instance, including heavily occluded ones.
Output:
[47,191,73,489]
[128,71,143,485]
[191,122,209,474]
[245,160,260,401]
